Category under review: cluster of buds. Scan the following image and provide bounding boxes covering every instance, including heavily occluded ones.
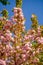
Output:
[31,14,39,30]
[22,27,43,65]
[0,2,43,64]
[0,30,14,44]
[12,7,25,24]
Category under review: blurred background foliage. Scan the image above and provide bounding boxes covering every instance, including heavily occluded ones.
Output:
[0,0,10,5]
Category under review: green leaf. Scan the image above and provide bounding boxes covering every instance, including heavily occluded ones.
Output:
[16,0,22,8]
[32,41,38,48]
[0,0,10,5]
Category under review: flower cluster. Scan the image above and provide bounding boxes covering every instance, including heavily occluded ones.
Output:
[0,7,43,65]
[12,7,25,24]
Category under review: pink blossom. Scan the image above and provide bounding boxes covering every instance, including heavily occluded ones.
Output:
[21,54,26,61]
[14,7,18,10]
[1,36,6,42]
[16,46,20,49]
[19,12,23,15]
[6,30,10,33]
[12,17,17,22]
[36,37,43,44]
[0,59,6,65]
[14,13,18,17]
[0,7,43,65]
[19,14,24,20]
[14,9,17,13]
[5,34,11,41]
[14,19,17,22]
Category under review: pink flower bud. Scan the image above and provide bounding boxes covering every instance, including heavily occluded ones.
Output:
[16,46,20,49]
[14,7,18,10]
[12,18,17,22]
[6,30,10,33]
[18,8,22,12]
[19,14,24,19]
[14,19,17,22]
[14,13,18,17]
[19,12,23,15]
[14,9,17,13]
[1,36,4,39]
[22,54,26,58]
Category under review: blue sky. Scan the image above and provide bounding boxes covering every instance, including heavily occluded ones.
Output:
[0,0,43,30]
